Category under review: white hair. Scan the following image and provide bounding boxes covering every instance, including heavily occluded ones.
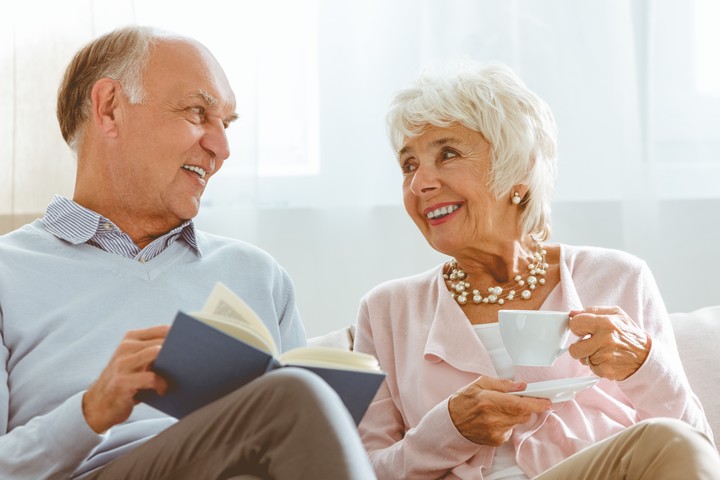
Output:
[387,61,558,241]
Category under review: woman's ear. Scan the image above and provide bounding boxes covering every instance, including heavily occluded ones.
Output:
[90,78,121,138]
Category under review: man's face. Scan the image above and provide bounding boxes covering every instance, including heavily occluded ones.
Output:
[110,39,237,228]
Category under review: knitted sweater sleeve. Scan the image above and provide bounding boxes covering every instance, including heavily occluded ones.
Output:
[615,261,714,441]
[275,267,306,351]
[355,300,482,480]
[0,328,103,479]
[568,247,713,441]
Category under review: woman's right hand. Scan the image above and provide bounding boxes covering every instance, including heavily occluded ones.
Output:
[448,376,552,446]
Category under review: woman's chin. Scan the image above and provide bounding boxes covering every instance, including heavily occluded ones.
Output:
[427,238,460,257]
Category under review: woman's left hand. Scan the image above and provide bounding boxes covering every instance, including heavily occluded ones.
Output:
[568,306,652,381]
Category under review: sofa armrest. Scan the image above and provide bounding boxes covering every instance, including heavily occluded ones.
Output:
[670,306,720,450]
[307,325,356,351]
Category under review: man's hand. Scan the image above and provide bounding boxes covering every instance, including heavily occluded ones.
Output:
[448,376,552,446]
[82,325,170,433]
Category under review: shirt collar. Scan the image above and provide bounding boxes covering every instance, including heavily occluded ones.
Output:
[42,195,202,257]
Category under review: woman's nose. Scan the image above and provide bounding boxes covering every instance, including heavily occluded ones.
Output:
[409,164,441,196]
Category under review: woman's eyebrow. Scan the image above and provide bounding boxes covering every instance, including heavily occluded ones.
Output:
[430,137,462,148]
[399,136,463,156]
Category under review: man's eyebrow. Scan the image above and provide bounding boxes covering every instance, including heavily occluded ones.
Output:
[192,89,218,106]
[190,90,239,124]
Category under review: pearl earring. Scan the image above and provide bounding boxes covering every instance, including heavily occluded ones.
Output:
[512,192,522,205]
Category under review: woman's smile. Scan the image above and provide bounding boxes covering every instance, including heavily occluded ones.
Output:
[424,203,463,225]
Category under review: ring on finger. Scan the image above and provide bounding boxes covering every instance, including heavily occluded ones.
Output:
[583,356,591,366]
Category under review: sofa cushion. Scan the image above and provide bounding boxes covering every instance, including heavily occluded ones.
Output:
[307,325,355,350]
[669,306,720,449]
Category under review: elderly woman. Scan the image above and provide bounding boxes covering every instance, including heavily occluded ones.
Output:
[354,62,718,479]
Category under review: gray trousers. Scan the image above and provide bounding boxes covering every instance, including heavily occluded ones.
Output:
[83,368,376,480]
[537,417,720,479]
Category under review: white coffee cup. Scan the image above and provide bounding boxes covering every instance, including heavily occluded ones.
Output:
[498,310,571,366]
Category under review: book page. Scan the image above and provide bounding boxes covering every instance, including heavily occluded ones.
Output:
[200,282,278,356]
[191,312,273,354]
[279,346,381,372]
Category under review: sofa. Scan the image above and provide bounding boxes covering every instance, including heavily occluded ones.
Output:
[309,305,720,450]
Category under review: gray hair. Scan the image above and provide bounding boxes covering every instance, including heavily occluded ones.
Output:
[57,25,165,152]
[387,61,558,241]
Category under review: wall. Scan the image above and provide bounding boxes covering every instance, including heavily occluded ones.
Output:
[193,200,720,337]
[3,0,717,337]
[3,199,717,337]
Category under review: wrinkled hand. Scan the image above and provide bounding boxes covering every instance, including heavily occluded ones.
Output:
[448,376,551,446]
[82,325,170,433]
[568,306,651,381]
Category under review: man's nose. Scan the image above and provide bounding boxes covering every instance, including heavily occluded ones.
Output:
[201,117,230,161]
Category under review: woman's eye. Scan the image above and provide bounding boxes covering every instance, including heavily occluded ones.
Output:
[441,149,458,161]
[401,161,417,174]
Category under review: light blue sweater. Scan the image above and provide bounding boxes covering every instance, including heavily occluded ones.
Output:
[0,219,306,479]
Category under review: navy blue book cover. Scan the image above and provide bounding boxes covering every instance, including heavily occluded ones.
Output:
[138,312,385,425]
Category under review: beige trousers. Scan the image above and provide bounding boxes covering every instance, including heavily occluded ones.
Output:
[82,368,375,480]
[536,418,720,480]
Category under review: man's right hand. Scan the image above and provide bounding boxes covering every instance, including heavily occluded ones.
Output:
[82,325,170,434]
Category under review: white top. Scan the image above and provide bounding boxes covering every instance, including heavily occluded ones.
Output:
[472,324,527,480]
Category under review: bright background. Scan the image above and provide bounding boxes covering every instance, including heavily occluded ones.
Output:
[2,0,719,336]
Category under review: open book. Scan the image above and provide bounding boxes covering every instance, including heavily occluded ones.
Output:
[138,282,385,425]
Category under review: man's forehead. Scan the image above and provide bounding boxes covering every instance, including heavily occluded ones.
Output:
[147,40,237,116]
[149,39,224,84]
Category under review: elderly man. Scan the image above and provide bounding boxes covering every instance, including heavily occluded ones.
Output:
[0,26,374,480]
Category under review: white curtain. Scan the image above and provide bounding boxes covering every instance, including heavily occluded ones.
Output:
[3,0,719,333]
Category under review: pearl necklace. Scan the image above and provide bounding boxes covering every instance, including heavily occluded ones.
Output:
[444,241,548,307]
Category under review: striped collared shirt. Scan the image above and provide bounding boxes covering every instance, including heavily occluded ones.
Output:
[42,195,202,262]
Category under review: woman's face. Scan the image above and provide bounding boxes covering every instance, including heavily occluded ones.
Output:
[399,124,520,258]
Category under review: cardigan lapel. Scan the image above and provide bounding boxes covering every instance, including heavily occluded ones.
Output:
[421,246,587,381]
[541,244,584,312]
[422,268,497,377]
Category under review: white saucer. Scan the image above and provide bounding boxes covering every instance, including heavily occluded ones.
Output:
[508,376,600,403]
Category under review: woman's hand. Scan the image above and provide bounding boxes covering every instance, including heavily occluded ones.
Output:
[568,306,652,381]
[82,325,170,433]
[448,376,551,446]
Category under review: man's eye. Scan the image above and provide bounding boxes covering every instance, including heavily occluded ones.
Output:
[189,106,205,116]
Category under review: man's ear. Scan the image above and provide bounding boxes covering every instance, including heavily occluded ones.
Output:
[90,78,122,138]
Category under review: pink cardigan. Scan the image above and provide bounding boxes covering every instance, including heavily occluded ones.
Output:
[355,244,712,479]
